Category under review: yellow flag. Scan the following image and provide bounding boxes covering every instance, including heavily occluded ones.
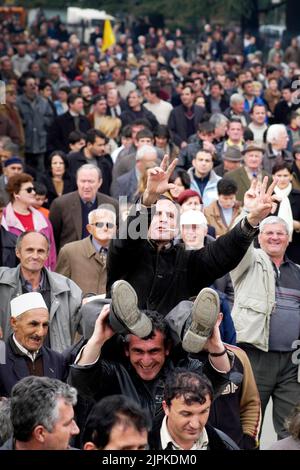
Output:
[101,20,116,52]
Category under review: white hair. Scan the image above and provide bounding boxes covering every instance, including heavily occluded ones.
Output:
[230,93,244,105]
[88,206,116,224]
[259,216,289,234]
[136,145,157,161]
[266,124,287,144]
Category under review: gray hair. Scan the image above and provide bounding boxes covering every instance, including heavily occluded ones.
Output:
[76,163,102,181]
[259,216,289,234]
[88,205,117,224]
[11,376,77,442]
[266,124,287,144]
[136,145,157,161]
[0,398,12,446]
[209,113,229,127]
[230,93,244,105]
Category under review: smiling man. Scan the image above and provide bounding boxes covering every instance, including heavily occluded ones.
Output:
[230,215,300,440]
[0,292,69,397]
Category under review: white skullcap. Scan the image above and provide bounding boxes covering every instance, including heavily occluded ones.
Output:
[180,210,208,227]
[10,292,48,318]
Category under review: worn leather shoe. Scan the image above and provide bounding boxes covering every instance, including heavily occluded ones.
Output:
[111,280,152,338]
[182,287,220,353]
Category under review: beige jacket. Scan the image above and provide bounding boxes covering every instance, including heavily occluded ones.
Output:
[230,244,276,352]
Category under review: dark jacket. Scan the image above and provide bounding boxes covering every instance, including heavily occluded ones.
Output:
[107,206,258,316]
[112,167,138,202]
[70,354,230,425]
[177,140,203,170]
[49,191,118,251]
[168,104,205,147]
[67,151,113,196]
[38,173,74,207]
[149,422,239,450]
[0,227,18,268]
[0,336,68,397]
[47,111,91,153]
[262,144,293,175]
[205,95,229,114]
[274,188,300,264]
[121,106,158,130]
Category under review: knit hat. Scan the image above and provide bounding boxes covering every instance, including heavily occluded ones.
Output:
[4,156,23,167]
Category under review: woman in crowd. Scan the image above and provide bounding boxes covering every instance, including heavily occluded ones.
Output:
[39,151,73,207]
[272,162,300,264]
[2,173,57,270]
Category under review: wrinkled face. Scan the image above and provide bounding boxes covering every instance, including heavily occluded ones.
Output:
[16,232,49,273]
[51,155,65,177]
[244,150,263,171]
[231,100,245,114]
[258,223,289,258]
[251,106,266,125]
[43,398,79,450]
[275,129,289,150]
[148,199,179,241]
[77,169,102,202]
[192,152,213,177]
[274,168,292,190]
[218,193,236,209]
[11,308,49,352]
[163,395,211,449]
[227,122,243,141]
[126,331,169,381]
[87,209,116,246]
[223,159,241,171]
[181,224,206,248]
[102,424,148,450]
[15,181,36,207]
[4,163,23,179]
[181,196,202,212]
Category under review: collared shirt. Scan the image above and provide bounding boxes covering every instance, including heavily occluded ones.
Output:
[92,236,108,254]
[12,335,39,362]
[160,416,209,450]
[20,271,44,292]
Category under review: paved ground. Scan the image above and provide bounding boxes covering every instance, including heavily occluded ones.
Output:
[260,399,277,450]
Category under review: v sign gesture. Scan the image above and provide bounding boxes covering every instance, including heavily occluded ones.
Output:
[142,155,178,206]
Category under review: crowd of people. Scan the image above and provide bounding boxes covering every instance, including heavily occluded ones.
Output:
[0,14,300,451]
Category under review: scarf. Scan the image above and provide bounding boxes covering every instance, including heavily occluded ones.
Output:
[274,183,293,241]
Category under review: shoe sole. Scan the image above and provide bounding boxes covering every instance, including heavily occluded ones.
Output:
[182,287,220,353]
[111,280,152,338]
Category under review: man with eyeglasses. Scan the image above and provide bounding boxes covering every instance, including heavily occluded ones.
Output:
[230,211,300,441]
[55,207,116,295]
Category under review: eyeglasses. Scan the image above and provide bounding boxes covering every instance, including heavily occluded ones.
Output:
[91,222,114,229]
[23,187,36,194]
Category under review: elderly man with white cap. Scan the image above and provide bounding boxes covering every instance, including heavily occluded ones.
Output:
[0,292,68,397]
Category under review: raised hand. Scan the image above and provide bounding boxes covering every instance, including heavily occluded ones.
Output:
[91,304,115,345]
[142,155,178,206]
[245,176,280,226]
[78,304,115,366]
